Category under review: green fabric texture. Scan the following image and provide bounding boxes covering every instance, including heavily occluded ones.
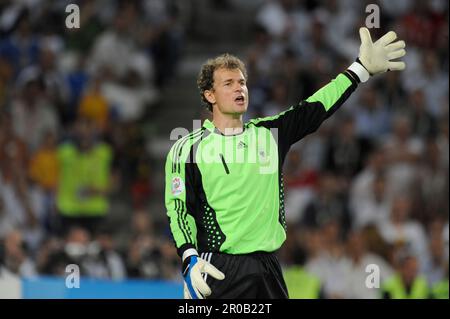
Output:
[196,122,284,254]
[432,279,449,299]
[165,123,286,254]
[306,73,352,111]
[165,129,203,248]
[56,142,112,216]
[284,266,321,299]
[382,274,429,299]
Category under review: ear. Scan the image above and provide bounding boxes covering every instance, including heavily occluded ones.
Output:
[204,90,216,105]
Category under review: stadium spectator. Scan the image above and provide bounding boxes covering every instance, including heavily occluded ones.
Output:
[314,0,360,60]
[324,113,373,179]
[404,50,448,117]
[302,172,351,234]
[126,230,163,279]
[86,229,127,280]
[88,1,154,86]
[28,131,59,193]
[0,113,46,252]
[397,0,447,50]
[37,45,70,122]
[65,54,91,124]
[379,70,407,110]
[64,0,104,53]
[354,84,391,141]
[0,229,37,277]
[100,56,159,123]
[304,223,348,299]
[377,196,430,272]
[0,192,14,239]
[158,239,182,281]
[141,0,184,87]
[350,171,391,230]
[36,226,126,279]
[298,17,340,78]
[423,218,448,286]
[78,74,110,132]
[10,70,59,152]
[0,56,13,106]
[284,149,319,225]
[244,24,284,120]
[283,259,323,298]
[38,226,107,278]
[381,247,430,299]
[436,117,449,171]
[0,8,40,78]
[350,147,387,204]
[416,138,448,223]
[383,114,424,196]
[444,221,449,262]
[55,117,113,236]
[361,224,394,266]
[431,262,449,299]
[34,235,64,275]
[341,230,393,299]
[293,122,331,172]
[255,0,296,40]
[260,79,290,117]
[125,210,164,279]
[130,157,154,210]
[407,88,437,138]
[28,130,59,232]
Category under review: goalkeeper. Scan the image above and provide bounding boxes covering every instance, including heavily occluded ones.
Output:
[165,27,406,299]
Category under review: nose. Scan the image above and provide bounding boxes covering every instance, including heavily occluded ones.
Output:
[234,83,244,92]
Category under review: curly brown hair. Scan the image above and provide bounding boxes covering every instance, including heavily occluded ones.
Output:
[197,53,248,112]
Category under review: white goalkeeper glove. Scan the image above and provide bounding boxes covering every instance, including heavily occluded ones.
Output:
[350,27,406,82]
[182,254,225,299]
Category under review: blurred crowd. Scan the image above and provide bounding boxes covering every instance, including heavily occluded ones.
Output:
[0,0,183,283]
[248,0,448,299]
[0,0,448,299]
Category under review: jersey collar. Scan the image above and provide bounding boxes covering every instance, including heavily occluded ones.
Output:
[202,119,246,136]
[202,119,216,133]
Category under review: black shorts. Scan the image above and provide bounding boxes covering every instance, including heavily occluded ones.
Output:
[199,251,288,299]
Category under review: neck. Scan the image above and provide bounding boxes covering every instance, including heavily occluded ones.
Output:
[212,111,244,135]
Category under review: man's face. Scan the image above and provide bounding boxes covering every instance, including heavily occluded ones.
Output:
[206,68,248,116]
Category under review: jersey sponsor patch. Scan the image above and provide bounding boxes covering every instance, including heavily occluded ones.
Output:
[171,176,185,196]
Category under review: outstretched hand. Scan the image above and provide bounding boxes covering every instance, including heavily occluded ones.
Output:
[358,27,406,75]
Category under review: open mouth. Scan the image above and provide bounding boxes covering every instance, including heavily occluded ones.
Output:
[235,95,245,103]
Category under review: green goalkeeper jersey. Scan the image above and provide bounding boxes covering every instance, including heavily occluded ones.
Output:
[165,72,358,257]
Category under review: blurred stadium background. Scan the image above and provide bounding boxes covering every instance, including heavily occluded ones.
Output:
[0,0,448,299]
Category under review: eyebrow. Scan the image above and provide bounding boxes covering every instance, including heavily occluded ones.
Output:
[222,78,246,84]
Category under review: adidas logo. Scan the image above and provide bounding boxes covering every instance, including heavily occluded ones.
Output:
[237,141,247,149]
